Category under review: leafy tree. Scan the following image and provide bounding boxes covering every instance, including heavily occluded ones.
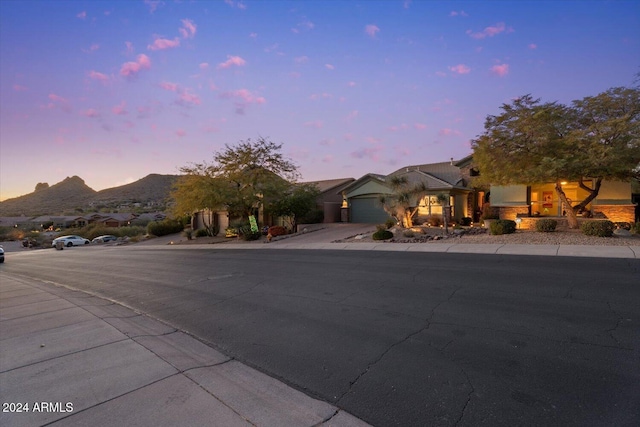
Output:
[35,182,49,192]
[172,137,299,225]
[269,183,320,233]
[379,176,428,228]
[471,87,640,228]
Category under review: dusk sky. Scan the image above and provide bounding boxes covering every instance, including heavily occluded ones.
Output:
[1,0,638,201]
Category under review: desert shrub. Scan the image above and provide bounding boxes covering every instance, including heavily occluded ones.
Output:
[52,224,145,240]
[147,218,184,236]
[372,229,393,240]
[385,218,396,229]
[403,229,415,238]
[268,225,287,236]
[535,219,558,233]
[459,217,473,226]
[195,229,209,237]
[489,219,516,235]
[581,220,615,237]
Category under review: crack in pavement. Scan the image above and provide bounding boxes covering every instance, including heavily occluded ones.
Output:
[335,286,465,405]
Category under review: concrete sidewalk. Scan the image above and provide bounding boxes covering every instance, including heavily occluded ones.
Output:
[0,274,369,427]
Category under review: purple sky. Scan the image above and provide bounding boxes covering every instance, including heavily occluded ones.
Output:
[1,0,638,200]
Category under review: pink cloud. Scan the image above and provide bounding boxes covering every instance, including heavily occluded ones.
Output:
[81,108,100,118]
[125,41,134,54]
[48,93,67,103]
[224,0,247,9]
[322,155,334,163]
[309,93,332,100]
[176,129,186,137]
[325,64,335,70]
[148,37,180,51]
[438,128,461,137]
[450,10,468,17]
[414,123,427,130]
[82,43,100,53]
[159,81,179,92]
[112,101,127,115]
[294,56,309,64]
[88,70,109,83]
[304,120,323,129]
[346,110,359,122]
[347,81,356,87]
[467,22,511,39]
[199,62,209,70]
[144,0,163,13]
[13,84,28,91]
[490,63,510,77]
[220,89,266,106]
[120,54,151,77]
[77,11,86,19]
[179,19,197,39]
[217,55,246,69]
[528,43,538,50]
[388,124,409,132]
[350,146,382,161]
[449,64,471,74]
[366,136,381,144]
[365,24,380,38]
[179,91,201,105]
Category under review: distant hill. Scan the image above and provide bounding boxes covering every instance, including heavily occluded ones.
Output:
[0,174,178,216]
[94,174,178,204]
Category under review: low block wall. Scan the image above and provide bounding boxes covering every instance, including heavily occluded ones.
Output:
[594,205,635,223]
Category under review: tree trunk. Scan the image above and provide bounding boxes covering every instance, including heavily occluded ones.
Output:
[555,181,579,229]
[572,177,602,213]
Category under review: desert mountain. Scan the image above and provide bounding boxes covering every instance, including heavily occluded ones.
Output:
[0,174,178,216]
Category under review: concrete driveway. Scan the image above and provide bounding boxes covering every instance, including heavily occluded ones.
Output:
[270,223,376,244]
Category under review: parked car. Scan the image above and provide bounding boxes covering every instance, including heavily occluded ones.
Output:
[52,235,90,247]
[0,245,4,263]
[92,235,117,244]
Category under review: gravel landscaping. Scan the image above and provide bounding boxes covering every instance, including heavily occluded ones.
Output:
[335,226,640,246]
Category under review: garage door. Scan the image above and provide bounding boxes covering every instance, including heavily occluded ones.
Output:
[350,197,391,223]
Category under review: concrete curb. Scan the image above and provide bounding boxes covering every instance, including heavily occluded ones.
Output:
[127,241,640,259]
[0,274,370,427]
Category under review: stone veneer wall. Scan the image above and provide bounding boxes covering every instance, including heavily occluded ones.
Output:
[495,205,636,230]
[497,206,529,221]
[594,205,635,223]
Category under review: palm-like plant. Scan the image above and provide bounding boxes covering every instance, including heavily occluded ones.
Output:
[379,176,428,228]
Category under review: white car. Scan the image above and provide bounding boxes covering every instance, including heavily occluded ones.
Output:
[52,235,90,248]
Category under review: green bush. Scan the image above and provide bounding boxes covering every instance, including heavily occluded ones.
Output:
[402,229,415,238]
[195,229,209,237]
[385,218,396,229]
[489,219,516,235]
[372,229,393,240]
[51,224,146,240]
[581,220,615,237]
[535,219,558,233]
[634,222,640,234]
[147,219,184,236]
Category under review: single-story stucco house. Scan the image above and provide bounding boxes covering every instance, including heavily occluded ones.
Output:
[488,180,636,225]
[340,158,477,224]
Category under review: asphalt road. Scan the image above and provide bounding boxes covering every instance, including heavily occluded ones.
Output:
[2,246,639,426]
